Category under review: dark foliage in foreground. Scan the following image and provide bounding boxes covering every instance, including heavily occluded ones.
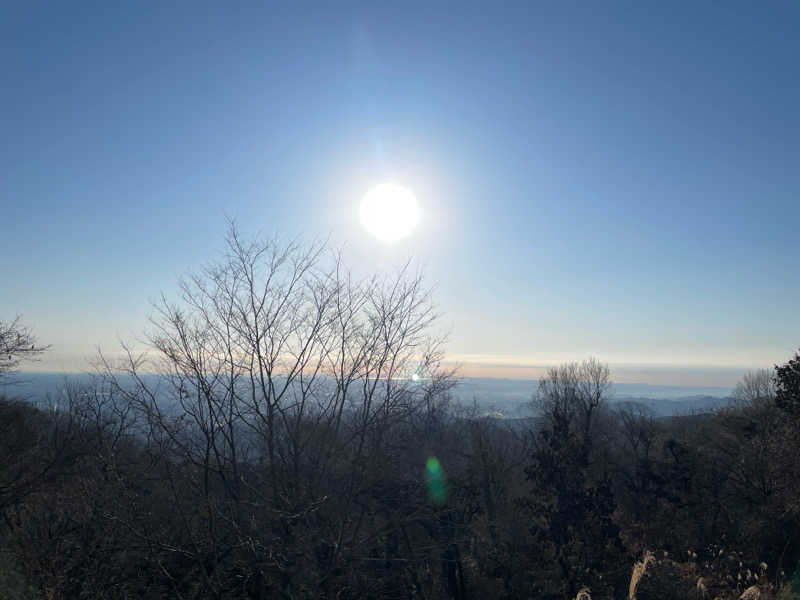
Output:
[1,350,800,599]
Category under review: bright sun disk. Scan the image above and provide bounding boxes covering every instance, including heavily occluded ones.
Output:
[360,183,419,241]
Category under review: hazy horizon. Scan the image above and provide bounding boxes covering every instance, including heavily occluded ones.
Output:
[9,348,779,387]
[1,370,734,403]
[10,362,742,390]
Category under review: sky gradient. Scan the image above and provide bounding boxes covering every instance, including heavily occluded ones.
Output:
[2,2,799,385]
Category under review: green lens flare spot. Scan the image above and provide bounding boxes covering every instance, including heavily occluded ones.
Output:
[425,456,447,504]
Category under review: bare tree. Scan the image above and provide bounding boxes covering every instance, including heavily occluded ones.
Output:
[732,368,776,407]
[98,224,455,597]
[534,357,612,451]
[525,358,624,597]
[615,402,658,460]
[0,317,48,377]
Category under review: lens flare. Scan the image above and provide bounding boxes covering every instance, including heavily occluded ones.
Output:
[425,456,447,504]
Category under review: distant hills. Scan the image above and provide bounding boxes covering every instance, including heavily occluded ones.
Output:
[1,372,734,419]
[450,378,734,418]
[610,395,733,417]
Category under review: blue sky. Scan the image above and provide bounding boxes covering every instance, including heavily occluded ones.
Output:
[2,2,798,384]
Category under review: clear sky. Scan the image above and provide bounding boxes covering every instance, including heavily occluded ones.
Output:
[2,2,798,385]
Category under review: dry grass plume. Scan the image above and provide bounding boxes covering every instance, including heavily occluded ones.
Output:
[628,550,656,600]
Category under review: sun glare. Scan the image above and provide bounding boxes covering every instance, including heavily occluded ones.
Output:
[360,183,419,241]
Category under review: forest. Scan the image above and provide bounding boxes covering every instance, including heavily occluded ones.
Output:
[2,231,799,600]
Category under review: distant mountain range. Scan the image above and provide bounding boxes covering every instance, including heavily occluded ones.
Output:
[1,373,734,419]
[449,378,734,418]
[610,395,732,417]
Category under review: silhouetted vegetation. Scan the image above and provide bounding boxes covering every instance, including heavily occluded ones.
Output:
[0,317,48,378]
[3,236,800,599]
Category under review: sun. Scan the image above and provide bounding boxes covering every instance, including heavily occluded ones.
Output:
[360,183,419,241]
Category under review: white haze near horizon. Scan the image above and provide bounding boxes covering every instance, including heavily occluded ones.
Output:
[1,371,733,407]
[15,346,760,388]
